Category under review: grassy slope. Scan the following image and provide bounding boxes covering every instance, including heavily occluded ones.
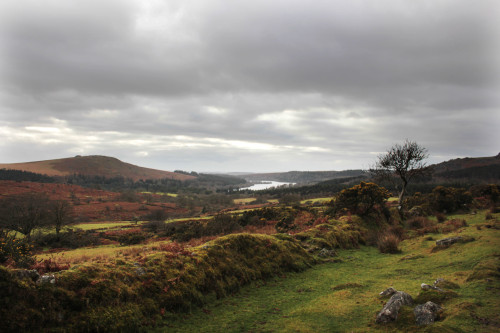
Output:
[0,155,194,181]
[157,211,500,332]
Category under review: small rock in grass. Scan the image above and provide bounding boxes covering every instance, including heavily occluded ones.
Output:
[414,301,442,325]
[421,283,442,291]
[379,287,397,297]
[13,269,40,282]
[37,274,56,285]
[317,248,337,258]
[435,236,474,247]
[376,291,413,323]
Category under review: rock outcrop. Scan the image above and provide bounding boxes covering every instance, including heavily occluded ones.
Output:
[414,301,442,325]
[376,291,413,323]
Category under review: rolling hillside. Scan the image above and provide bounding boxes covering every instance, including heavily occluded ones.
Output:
[0,155,195,182]
[431,153,500,182]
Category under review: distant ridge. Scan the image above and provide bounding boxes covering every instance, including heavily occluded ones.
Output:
[241,170,367,184]
[0,155,195,181]
[431,153,500,182]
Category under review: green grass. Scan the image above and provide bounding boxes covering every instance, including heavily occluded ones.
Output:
[234,198,257,204]
[155,211,500,332]
[70,221,141,231]
[142,191,178,197]
[300,197,334,204]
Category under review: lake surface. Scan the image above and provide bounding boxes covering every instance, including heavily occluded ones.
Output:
[240,181,295,191]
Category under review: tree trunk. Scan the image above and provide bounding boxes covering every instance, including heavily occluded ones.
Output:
[398,180,408,209]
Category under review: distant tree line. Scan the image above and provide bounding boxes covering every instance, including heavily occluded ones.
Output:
[0,169,56,183]
[64,173,246,193]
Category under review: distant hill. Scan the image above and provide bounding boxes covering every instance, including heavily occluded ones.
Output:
[0,155,195,182]
[431,153,500,182]
[241,170,367,184]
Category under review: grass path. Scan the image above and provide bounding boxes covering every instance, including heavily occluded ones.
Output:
[155,212,500,332]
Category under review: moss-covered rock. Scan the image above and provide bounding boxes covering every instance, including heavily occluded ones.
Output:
[414,289,458,304]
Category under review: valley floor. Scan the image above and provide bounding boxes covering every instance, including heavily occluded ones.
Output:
[155,212,500,332]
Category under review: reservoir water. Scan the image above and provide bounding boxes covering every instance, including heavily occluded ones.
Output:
[240,181,295,191]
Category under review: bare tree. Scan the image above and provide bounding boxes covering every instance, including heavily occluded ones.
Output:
[50,199,75,237]
[0,193,51,240]
[371,140,430,205]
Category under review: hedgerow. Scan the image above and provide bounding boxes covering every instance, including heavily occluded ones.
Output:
[0,233,314,332]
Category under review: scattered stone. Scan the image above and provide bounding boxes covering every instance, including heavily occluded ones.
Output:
[317,248,337,258]
[421,283,442,292]
[379,287,397,297]
[13,269,40,282]
[414,301,442,325]
[435,236,474,247]
[376,291,413,323]
[37,274,56,285]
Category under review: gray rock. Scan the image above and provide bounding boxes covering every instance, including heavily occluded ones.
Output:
[414,301,442,325]
[421,283,443,291]
[13,269,40,282]
[37,274,56,285]
[376,291,413,323]
[379,287,397,297]
[133,263,146,276]
[435,236,474,247]
[317,248,337,258]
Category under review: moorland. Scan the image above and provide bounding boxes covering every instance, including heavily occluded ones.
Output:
[0,153,499,332]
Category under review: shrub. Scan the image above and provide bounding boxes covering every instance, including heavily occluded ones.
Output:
[334,182,390,217]
[31,258,70,274]
[432,186,473,213]
[440,219,467,233]
[406,217,435,229]
[377,232,401,254]
[470,184,500,206]
[0,231,34,267]
[32,230,101,249]
[117,231,149,245]
[141,220,168,233]
[435,212,446,223]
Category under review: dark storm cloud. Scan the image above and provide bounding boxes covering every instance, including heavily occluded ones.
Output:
[0,0,498,172]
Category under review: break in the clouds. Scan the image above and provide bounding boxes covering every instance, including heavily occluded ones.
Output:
[0,0,498,172]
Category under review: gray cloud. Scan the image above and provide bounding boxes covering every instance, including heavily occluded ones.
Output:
[0,0,498,172]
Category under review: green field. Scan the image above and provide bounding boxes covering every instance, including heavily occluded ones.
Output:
[156,211,500,332]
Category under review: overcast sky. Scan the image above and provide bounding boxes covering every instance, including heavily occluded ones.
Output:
[0,0,498,173]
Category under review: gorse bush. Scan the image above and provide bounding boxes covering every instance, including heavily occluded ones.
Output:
[432,186,473,213]
[333,182,390,217]
[0,231,34,268]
